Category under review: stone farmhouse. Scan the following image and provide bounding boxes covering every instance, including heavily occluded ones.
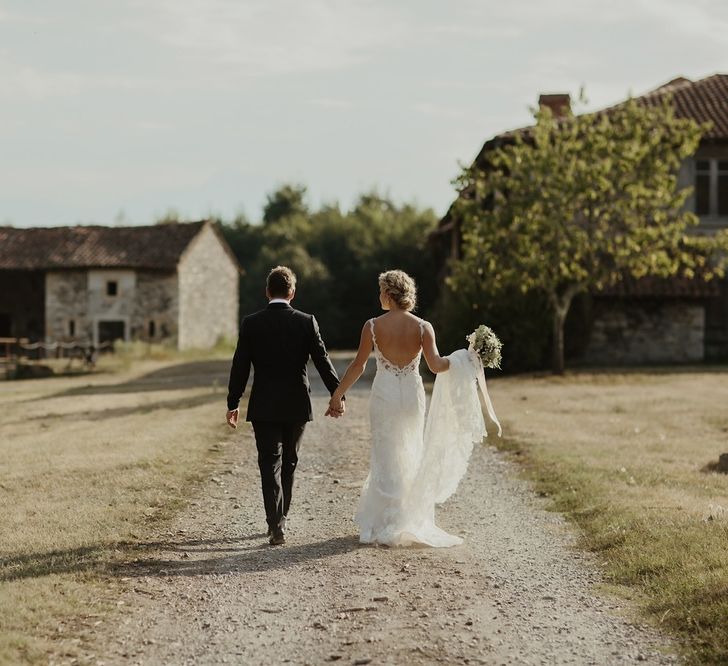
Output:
[0,220,241,349]
[434,74,728,364]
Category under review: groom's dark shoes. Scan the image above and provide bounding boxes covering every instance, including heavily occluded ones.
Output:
[269,526,285,546]
[267,515,287,537]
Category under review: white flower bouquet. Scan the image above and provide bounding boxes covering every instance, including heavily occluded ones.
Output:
[466,324,502,369]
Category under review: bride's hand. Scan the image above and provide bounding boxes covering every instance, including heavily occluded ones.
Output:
[326,395,345,418]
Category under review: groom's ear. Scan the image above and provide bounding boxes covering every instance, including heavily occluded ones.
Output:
[288,288,296,302]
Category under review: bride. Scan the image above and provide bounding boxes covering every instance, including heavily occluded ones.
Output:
[328,270,496,547]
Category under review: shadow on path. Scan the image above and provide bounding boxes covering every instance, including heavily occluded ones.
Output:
[7,391,222,427]
[40,360,232,400]
[1,534,359,583]
[35,358,361,402]
[114,535,359,578]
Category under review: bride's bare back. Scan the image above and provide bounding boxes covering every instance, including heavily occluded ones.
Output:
[371,311,423,368]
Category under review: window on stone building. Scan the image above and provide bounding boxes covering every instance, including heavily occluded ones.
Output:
[695,158,728,217]
[68,319,75,337]
[695,160,711,216]
[719,161,728,216]
[148,320,156,338]
[106,281,118,296]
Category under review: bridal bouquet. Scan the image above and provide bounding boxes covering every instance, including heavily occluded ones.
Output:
[466,325,502,369]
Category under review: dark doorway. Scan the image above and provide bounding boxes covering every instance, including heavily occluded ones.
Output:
[0,270,45,340]
[0,313,10,337]
[98,320,126,345]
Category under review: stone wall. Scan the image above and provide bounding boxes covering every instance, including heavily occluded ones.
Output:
[43,224,238,349]
[132,271,178,342]
[86,269,136,344]
[45,270,91,341]
[704,277,728,361]
[46,269,179,345]
[177,224,239,349]
[581,300,705,365]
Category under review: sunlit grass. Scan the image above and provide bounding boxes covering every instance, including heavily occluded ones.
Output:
[4,361,727,663]
[113,336,236,362]
[0,359,237,664]
[493,368,728,664]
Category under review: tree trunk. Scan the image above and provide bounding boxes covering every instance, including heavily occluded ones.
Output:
[550,287,579,375]
[552,308,566,375]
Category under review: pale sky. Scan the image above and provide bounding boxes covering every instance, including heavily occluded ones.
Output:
[2,0,728,228]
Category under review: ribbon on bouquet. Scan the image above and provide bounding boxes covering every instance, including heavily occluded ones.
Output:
[471,350,502,437]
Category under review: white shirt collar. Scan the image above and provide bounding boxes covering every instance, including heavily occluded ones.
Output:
[269,298,291,305]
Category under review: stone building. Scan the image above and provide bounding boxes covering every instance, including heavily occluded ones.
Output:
[434,74,728,364]
[0,220,241,349]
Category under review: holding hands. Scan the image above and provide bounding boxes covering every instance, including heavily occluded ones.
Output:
[325,394,345,418]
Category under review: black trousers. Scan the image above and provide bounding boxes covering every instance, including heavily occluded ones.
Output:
[251,420,307,530]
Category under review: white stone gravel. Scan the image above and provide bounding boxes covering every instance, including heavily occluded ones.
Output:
[100,386,679,666]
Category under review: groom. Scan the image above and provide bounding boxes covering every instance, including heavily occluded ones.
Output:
[226,266,344,545]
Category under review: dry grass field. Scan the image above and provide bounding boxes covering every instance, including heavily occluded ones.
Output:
[0,358,235,664]
[1,360,727,664]
[493,368,728,664]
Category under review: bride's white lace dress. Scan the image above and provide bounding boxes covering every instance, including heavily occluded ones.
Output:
[355,318,499,547]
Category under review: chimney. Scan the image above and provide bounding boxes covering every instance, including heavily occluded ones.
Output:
[538,93,571,117]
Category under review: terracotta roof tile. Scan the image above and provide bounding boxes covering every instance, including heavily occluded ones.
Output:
[0,221,206,270]
[438,74,728,233]
[474,74,728,162]
[613,74,728,140]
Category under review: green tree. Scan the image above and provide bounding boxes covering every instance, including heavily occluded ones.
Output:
[221,209,331,322]
[219,187,439,348]
[449,97,728,374]
[262,183,309,225]
[305,192,439,346]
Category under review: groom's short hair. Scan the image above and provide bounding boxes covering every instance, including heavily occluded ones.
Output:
[267,266,297,298]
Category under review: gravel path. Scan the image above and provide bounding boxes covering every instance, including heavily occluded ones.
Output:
[103,384,678,665]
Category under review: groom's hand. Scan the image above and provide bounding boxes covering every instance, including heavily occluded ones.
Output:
[226,408,239,429]
[326,396,345,418]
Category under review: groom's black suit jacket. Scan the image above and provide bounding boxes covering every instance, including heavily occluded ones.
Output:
[226,302,341,422]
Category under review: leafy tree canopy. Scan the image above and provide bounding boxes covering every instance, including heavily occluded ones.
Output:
[449,96,728,373]
[262,183,309,225]
[218,185,439,348]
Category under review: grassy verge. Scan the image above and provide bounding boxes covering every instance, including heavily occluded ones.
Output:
[110,337,236,365]
[0,357,238,664]
[493,369,728,664]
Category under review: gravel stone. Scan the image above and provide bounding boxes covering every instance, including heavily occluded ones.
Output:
[95,382,678,665]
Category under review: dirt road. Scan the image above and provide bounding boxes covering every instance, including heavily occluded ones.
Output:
[96,371,678,665]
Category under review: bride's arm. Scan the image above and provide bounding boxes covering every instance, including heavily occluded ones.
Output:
[422,321,450,374]
[330,322,373,405]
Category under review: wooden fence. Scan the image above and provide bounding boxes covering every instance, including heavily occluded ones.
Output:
[0,338,114,378]
[0,337,29,360]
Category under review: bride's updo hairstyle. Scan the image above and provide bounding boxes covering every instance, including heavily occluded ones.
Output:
[379,269,417,311]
